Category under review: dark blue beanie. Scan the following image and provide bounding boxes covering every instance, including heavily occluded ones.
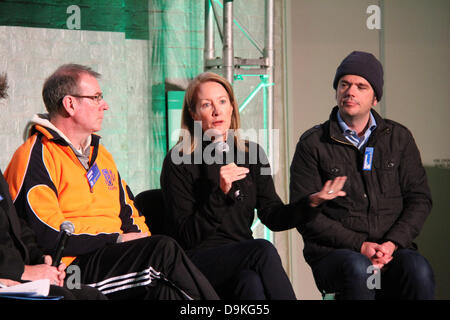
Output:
[333,51,384,101]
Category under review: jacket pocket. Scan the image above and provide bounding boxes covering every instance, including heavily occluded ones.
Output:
[320,160,352,191]
[374,157,402,196]
[319,160,354,219]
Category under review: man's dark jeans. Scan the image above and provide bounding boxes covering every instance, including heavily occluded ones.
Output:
[311,248,435,300]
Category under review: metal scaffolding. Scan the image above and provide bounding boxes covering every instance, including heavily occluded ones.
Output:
[203,0,275,241]
[204,0,274,158]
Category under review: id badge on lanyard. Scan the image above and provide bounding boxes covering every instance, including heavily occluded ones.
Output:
[86,162,101,192]
[363,147,374,171]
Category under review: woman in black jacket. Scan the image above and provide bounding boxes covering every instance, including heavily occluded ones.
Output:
[160,72,346,299]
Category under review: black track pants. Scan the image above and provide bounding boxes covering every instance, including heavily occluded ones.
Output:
[72,235,219,300]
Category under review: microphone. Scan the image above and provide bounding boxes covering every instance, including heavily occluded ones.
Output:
[52,221,75,266]
[215,141,244,201]
[214,140,230,154]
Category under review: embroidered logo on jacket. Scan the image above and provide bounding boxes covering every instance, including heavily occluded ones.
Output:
[102,169,117,190]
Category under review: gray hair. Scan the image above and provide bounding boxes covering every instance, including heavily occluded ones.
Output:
[42,64,100,115]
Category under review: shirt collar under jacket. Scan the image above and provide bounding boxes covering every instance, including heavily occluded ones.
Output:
[337,110,377,149]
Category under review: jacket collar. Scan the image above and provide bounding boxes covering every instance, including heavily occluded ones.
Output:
[27,113,100,149]
[27,114,101,167]
[328,106,390,146]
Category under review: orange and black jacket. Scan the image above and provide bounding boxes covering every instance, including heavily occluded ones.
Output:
[4,123,149,266]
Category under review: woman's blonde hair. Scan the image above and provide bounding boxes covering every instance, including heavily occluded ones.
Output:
[177,72,245,154]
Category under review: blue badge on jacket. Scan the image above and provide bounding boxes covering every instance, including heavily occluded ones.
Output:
[363,147,374,171]
[87,162,101,191]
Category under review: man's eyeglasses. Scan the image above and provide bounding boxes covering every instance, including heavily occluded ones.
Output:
[70,94,104,103]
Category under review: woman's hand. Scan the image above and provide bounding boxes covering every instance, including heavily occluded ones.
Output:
[308,176,347,207]
[219,163,249,194]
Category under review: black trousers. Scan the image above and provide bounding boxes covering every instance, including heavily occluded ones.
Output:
[187,239,297,300]
[49,284,107,300]
[72,235,219,300]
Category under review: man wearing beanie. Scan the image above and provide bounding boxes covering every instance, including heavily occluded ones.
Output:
[290,51,435,299]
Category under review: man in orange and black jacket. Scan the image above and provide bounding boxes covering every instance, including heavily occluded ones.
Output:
[0,72,106,299]
[5,65,218,300]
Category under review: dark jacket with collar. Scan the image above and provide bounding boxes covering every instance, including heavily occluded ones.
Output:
[290,106,432,265]
[0,171,44,281]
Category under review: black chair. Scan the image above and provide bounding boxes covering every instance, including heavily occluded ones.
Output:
[134,189,166,235]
